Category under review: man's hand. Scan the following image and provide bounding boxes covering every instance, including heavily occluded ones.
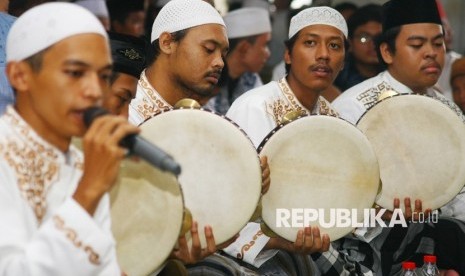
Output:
[378,197,432,221]
[264,226,330,254]
[74,115,140,215]
[170,221,238,264]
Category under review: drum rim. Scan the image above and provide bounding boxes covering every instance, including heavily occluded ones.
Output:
[259,114,381,241]
[138,106,263,246]
[356,93,465,210]
[111,159,185,275]
[258,114,366,153]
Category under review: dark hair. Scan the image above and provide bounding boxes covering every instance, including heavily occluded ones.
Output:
[333,2,357,14]
[347,4,382,39]
[375,26,401,68]
[283,33,300,74]
[146,29,188,66]
[107,0,144,25]
[228,35,260,53]
[23,48,49,72]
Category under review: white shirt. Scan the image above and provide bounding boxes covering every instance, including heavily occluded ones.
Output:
[227,77,337,148]
[0,107,120,275]
[128,70,172,126]
[224,78,337,266]
[332,70,465,221]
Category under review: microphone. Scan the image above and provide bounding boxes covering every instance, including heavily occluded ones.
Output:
[83,107,181,176]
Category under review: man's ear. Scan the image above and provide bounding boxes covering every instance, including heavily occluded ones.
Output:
[159,32,175,54]
[284,48,291,66]
[6,61,32,92]
[380,42,393,65]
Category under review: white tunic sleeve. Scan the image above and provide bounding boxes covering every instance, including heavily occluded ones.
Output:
[0,162,120,276]
[227,93,276,148]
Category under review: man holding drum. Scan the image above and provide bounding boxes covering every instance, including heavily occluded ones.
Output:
[0,3,140,274]
[128,0,271,270]
[333,0,465,274]
[224,6,376,275]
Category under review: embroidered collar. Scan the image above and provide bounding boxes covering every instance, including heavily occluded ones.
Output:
[133,70,172,122]
[2,106,80,165]
[278,77,338,117]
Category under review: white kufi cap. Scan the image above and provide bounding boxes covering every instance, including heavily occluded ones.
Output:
[151,0,225,42]
[75,0,109,18]
[225,7,271,39]
[288,6,348,39]
[6,2,107,62]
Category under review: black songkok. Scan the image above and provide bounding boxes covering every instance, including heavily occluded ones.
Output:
[382,0,442,33]
[109,32,147,78]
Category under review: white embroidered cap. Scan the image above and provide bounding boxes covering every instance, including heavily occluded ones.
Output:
[288,6,348,39]
[225,7,271,39]
[151,0,225,42]
[75,0,109,18]
[6,2,108,62]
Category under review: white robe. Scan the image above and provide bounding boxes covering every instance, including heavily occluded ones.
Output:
[332,70,465,222]
[224,78,337,267]
[128,70,172,126]
[0,107,120,275]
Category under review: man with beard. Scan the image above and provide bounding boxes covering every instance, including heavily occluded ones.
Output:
[129,0,228,126]
[129,0,272,269]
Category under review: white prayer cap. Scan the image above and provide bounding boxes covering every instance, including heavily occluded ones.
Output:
[151,0,225,42]
[288,6,348,39]
[225,8,271,39]
[6,2,108,62]
[75,0,109,18]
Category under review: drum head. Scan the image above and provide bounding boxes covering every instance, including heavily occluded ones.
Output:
[140,108,262,247]
[111,159,184,276]
[259,115,380,242]
[357,94,465,211]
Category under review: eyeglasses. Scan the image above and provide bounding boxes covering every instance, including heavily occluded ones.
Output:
[354,33,376,44]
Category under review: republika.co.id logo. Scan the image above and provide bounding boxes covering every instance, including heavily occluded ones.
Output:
[275,208,439,228]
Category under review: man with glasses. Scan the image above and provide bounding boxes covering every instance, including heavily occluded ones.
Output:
[334,4,383,91]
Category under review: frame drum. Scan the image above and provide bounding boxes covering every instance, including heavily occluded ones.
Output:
[259,115,380,242]
[139,107,262,248]
[110,159,184,276]
[357,94,465,211]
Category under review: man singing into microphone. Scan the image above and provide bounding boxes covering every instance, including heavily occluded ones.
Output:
[0,3,139,274]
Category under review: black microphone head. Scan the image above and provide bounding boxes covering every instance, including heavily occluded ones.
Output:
[83,107,109,127]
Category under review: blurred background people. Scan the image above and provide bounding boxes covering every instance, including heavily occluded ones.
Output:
[333,1,357,21]
[205,7,271,114]
[434,0,462,101]
[450,57,465,113]
[0,0,16,115]
[107,0,146,37]
[334,3,383,92]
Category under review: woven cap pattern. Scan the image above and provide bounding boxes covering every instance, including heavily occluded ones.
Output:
[6,2,107,62]
[288,6,348,39]
[151,0,225,42]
